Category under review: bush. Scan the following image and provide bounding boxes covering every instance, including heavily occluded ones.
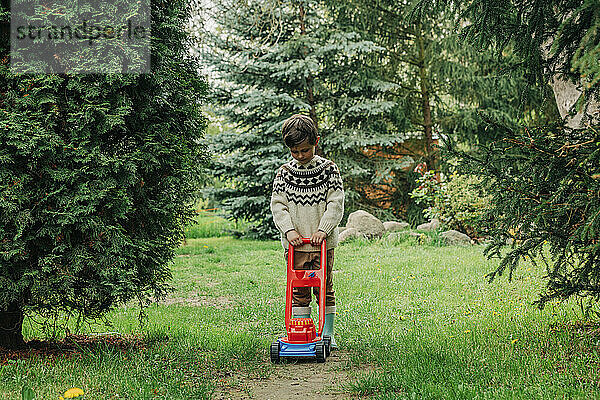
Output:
[0,0,207,347]
[410,171,493,236]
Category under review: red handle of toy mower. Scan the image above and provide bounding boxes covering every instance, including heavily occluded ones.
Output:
[285,238,327,339]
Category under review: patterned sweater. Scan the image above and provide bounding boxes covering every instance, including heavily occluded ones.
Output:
[271,155,344,251]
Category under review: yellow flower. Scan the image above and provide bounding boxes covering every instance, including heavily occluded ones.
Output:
[59,397,65,400]
[464,330,471,333]
[511,339,518,344]
[64,388,84,398]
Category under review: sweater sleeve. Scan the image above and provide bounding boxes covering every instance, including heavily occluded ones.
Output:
[318,164,344,235]
[270,168,295,234]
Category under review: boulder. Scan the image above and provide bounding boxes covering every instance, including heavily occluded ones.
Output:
[339,227,360,243]
[346,210,385,239]
[416,218,440,231]
[338,226,347,234]
[383,221,410,232]
[441,230,472,245]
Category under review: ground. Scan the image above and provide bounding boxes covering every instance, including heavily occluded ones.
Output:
[213,350,373,400]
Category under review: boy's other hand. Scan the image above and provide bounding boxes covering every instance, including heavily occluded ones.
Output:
[310,230,327,246]
[286,230,303,247]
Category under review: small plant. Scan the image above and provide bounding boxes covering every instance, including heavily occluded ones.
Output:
[21,386,35,400]
[410,171,492,237]
[60,388,85,399]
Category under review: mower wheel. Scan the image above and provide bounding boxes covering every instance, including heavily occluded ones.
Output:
[270,341,280,364]
[315,342,326,363]
[323,336,331,357]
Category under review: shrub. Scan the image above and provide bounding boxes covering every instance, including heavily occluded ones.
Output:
[0,0,207,348]
[410,171,493,236]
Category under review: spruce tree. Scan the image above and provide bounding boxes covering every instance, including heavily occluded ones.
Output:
[411,0,599,128]
[415,0,600,308]
[327,0,545,158]
[0,0,207,348]
[201,0,402,237]
[457,126,600,307]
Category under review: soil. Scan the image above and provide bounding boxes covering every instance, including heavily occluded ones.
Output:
[0,334,147,365]
[213,350,371,400]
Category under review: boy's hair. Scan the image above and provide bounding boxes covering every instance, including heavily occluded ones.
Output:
[281,114,318,148]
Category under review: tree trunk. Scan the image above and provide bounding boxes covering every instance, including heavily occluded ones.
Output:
[549,75,600,129]
[298,3,322,155]
[415,24,437,171]
[541,39,600,129]
[0,303,25,349]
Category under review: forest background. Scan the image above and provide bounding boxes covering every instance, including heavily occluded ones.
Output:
[1,0,599,354]
[197,0,549,238]
[196,0,600,312]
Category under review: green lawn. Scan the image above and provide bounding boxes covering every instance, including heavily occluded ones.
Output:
[4,236,600,399]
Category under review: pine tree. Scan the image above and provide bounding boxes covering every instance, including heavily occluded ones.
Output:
[201,0,402,237]
[414,0,600,308]
[456,126,600,308]
[411,0,599,128]
[327,0,545,158]
[0,0,207,348]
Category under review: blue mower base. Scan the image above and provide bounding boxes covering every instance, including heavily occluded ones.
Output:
[271,336,331,363]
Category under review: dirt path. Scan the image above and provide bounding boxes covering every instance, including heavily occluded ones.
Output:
[213,350,372,400]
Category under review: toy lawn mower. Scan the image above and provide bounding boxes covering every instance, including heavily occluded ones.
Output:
[270,238,331,363]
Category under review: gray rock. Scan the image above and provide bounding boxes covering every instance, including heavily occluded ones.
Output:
[339,227,361,243]
[383,221,410,232]
[416,218,440,231]
[338,226,347,234]
[346,210,385,239]
[441,230,472,245]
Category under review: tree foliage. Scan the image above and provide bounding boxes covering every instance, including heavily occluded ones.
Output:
[457,126,600,307]
[411,0,599,123]
[0,0,207,347]
[201,0,404,237]
[419,0,600,308]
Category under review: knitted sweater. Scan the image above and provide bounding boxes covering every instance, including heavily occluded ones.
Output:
[271,155,344,252]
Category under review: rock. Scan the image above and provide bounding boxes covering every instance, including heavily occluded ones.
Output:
[416,218,440,231]
[346,210,385,239]
[383,221,410,232]
[339,227,360,243]
[338,226,347,234]
[441,230,472,245]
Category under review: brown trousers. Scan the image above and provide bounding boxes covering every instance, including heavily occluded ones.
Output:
[284,249,335,307]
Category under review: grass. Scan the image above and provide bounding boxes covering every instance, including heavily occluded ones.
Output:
[4,234,600,399]
[184,210,250,238]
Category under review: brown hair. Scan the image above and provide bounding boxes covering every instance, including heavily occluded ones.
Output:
[281,114,318,148]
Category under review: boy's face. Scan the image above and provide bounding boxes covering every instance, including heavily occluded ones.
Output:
[289,138,319,165]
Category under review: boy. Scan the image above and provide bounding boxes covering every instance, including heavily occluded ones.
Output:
[270,114,344,349]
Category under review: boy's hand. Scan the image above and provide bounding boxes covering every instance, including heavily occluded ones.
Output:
[310,230,327,246]
[286,230,303,247]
